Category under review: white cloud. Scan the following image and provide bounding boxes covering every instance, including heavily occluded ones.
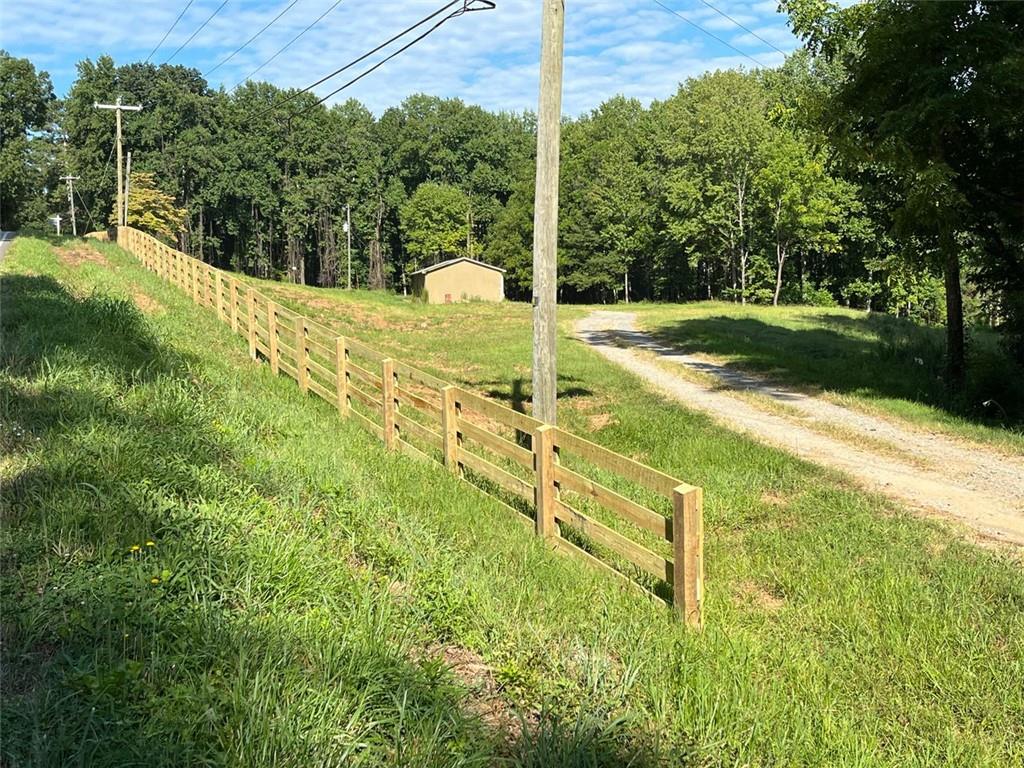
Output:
[2,0,800,115]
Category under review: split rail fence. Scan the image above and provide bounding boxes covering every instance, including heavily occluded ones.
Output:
[118,226,705,626]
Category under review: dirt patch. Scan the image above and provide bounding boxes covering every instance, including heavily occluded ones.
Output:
[760,490,789,508]
[132,291,163,314]
[56,246,109,269]
[427,643,531,744]
[734,580,785,612]
[275,288,397,331]
[587,413,616,431]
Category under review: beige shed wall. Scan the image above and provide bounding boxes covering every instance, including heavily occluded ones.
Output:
[421,261,504,304]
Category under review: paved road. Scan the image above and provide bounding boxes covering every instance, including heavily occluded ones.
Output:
[577,310,1024,547]
[0,231,14,262]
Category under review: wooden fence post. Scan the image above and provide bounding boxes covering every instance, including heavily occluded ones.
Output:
[533,425,557,538]
[216,273,224,321]
[247,289,257,360]
[267,300,279,375]
[672,485,704,628]
[191,260,199,303]
[230,281,238,333]
[441,386,460,474]
[297,318,309,394]
[335,337,349,417]
[382,359,396,450]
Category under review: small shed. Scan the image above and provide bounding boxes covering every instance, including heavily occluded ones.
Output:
[410,258,506,304]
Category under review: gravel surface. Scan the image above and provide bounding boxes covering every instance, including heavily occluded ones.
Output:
[577,310,1024,546]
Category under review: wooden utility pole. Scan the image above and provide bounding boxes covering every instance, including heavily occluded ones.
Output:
[345,203,352,290]
[94,96,142,227]
[123,151,132,226]
[531,0,565,425]
[60,174,80,236]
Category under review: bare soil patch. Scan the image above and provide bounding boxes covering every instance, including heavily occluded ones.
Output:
[132,291,163,314]
[425,643,533,745]
[56,246,109,269]
[734,580,785,612]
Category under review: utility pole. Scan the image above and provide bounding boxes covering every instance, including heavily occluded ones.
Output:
[94,96,142,227]
[60,174,80,236]
[531,0,565,425]
[345,203,352,290]
[123,151,132,226]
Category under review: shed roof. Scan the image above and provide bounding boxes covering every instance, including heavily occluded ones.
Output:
[410,257,506,276]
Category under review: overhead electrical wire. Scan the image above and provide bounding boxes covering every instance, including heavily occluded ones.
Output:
[649,0,771,69]
[297,3,480,115]
[144,0,196,63]
[204,0,303,76]
[88,140,116,228]
[694,0,788,57]
[252,0,493,120]
[231,0,347,90]
[162,0,232,64]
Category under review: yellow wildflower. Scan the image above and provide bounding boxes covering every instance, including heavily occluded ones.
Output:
[145,540,155,547]
[129,545,141,553]
[150,577,161,585]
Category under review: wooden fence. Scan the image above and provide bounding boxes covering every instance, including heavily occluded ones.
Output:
[118,226,705,626]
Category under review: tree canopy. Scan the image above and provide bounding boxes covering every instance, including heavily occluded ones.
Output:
[3,8,1022,389]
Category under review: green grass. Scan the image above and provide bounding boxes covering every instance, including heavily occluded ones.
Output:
[3,237,1024,766]
[624,302,1024,453]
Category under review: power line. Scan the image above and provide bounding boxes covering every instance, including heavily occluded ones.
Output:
[86,139,116,228]
[74,184,100,234]
[649,0,771,69]
[231,0,347,90]
[145,0,197,64]
[163,0,232,65]
[256,0,466,118]
[694,0,788,57]
[298,3,481,115]
[205,0,302,77]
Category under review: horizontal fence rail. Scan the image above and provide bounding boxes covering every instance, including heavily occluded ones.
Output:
[118,226,705,626]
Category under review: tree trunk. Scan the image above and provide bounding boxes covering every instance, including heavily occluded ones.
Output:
[369,195,385,290]
[773,242,786,307]
[740,250,749,305]
[737,178,747,305]
[942,229,966,395]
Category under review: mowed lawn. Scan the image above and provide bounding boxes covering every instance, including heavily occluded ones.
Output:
[628,302,1024,453]
[2,236,1023,767]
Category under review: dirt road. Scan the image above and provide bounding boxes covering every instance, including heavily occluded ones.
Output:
[577,310,1024,546]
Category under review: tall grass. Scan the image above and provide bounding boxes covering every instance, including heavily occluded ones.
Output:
[2,237,1023,767]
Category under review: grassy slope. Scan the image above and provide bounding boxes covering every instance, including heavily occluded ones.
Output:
[626,302,1024,453]
[1,237,1022,767]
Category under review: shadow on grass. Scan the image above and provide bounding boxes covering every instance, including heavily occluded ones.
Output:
[0,274,660,766]
[646,314,1024,426]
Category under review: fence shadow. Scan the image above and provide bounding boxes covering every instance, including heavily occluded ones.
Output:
[0,270,665,765]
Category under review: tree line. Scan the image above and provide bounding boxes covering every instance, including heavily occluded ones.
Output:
[1,1,1021,390]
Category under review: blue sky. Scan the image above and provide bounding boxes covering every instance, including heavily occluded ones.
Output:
[1,0,800,115]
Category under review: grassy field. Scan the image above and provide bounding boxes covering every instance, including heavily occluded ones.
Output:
[627,302,1024,452]
[3,236,1024,766]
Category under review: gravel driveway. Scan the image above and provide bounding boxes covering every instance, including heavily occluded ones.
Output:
[577,310,1024,546]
